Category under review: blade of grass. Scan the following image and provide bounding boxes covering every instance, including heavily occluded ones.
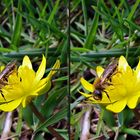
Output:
[71,0,81,12]
[124,19,140,31]
[35,107,67,133]
[127,0,140,21]
[0,47,13,52]
[10,0,22,51]
[81,0,88,35]
[41,86,67,118]
[84,11,99,49]
[121,127,140,137]
[71,47,140,62]
[48,0,60,24]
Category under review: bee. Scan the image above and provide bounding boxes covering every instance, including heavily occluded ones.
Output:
[93,60,118,101]
[0,60,17,100]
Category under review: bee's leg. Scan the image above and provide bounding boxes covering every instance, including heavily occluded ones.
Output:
[102,82,113,88]
[106,81,113,86]
[86,94,101,101]
[113,70,122,76]
[0,80,7,86]
[104,90,111,102]
[0,90,6,101]
[109,70,122,82]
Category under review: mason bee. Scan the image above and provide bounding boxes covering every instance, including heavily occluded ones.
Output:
[93,60,118,101]
[0,60,17,100]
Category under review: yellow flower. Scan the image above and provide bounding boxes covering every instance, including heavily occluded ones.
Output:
[80,56,140,113]
[0,55,60,112]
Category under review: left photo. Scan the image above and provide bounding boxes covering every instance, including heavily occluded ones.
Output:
[0,1,68,139]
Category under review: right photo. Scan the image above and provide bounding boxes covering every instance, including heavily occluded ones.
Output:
[70,1,140,140]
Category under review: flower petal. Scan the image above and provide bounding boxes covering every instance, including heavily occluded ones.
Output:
[35,55,46,82]
[22,93,38,107]
[127,94,140,109]
[18,66,36,90]
[118,56,129,72]
[47,60,60,78]
[135,59,140,81]
[80,77,94,92]
[8,72,20,84]
[0,65,5,72]
[0,98,22,112]
[96,66,104,77]
[43,60,60,83]
[79,91,92,98]
[22,55,33,69]
[2,84,24,100]
[106,99,127,113]
[36,81,51,95]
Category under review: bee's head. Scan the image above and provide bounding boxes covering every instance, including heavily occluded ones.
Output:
[93,89,102,100]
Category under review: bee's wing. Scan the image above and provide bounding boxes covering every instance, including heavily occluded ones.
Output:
[0,60,17,79]
[100,60,118,84]
[90,69,98,78]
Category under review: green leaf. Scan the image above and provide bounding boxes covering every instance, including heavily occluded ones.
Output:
[41,86,67,118]
[22,106,33,127]
[54,76,68,82]
[35,107,67,133]
[103,109,115,128]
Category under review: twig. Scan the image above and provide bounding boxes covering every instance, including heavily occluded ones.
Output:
[80,106,92,140]
[114,127,120,140]
[1,112,13,139]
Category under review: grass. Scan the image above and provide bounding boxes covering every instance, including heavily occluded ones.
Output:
[1,0,140,139]
[70,0,140,139]
[0,1,68,139]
